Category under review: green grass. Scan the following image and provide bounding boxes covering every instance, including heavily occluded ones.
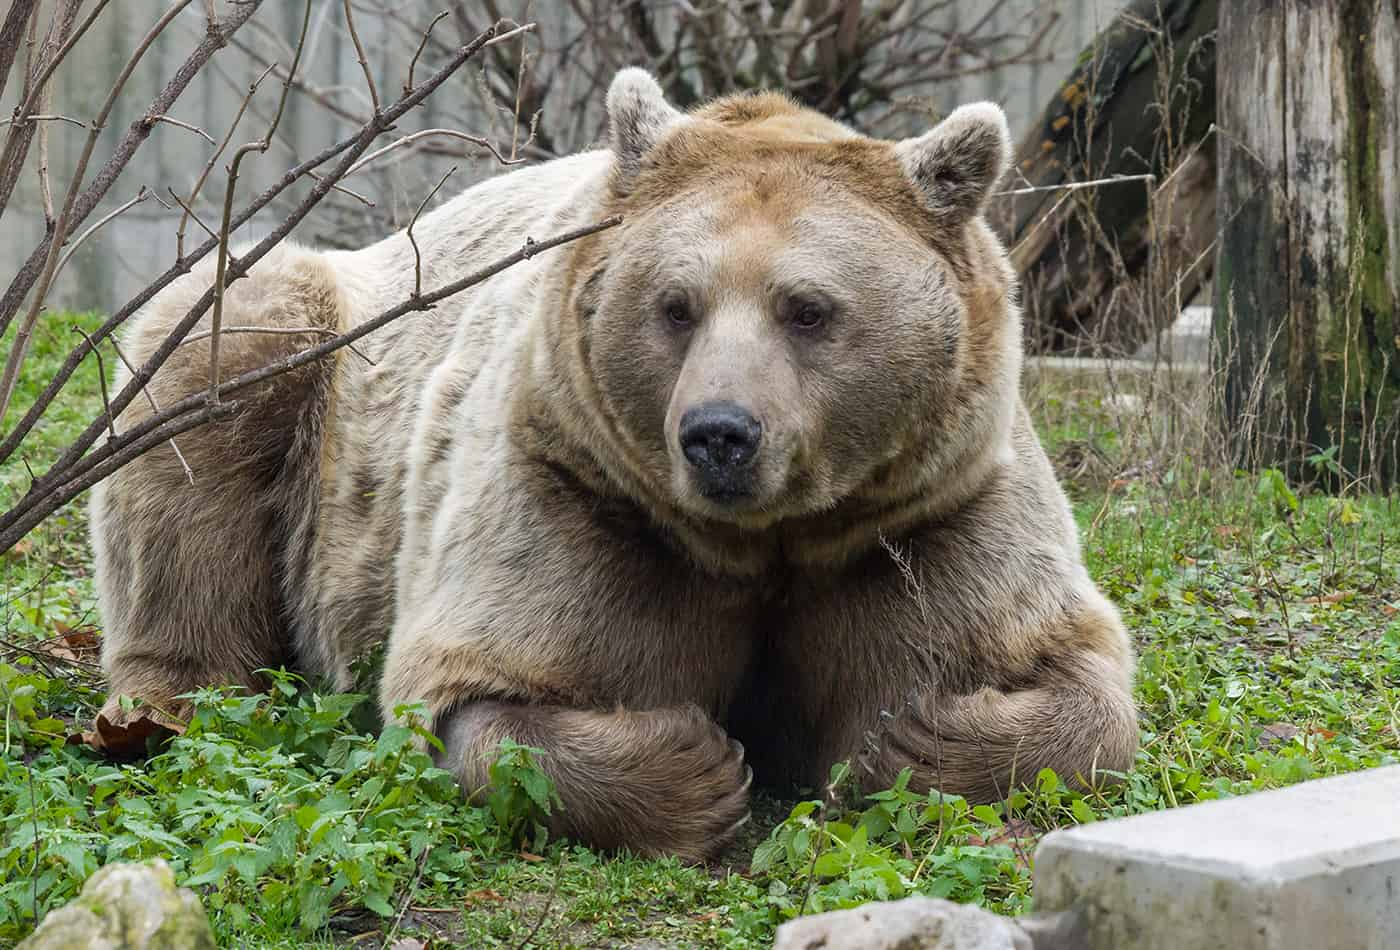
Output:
[2,316,1398,947]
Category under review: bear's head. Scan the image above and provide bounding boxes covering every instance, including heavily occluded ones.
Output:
[561,69,1019,541]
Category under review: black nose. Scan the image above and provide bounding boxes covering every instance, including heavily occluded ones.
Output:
[679,402,761,481]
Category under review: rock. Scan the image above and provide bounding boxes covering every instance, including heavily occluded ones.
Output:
[19,859,215,950]
[772,896,1032,950]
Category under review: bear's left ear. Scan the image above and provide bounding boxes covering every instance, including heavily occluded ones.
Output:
[893,102,1012,224]
[607,68,685,193]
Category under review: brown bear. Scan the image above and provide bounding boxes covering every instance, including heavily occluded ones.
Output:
[90,69,1138,862]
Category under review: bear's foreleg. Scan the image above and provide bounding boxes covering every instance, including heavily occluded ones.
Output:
[861,642,1138,802]
[436,700,752,861]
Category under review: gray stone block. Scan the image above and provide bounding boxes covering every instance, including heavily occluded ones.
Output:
[1033,766,1400,950]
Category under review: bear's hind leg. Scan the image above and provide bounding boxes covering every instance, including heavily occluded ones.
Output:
[91,246,342,724]
[437,701,752,862]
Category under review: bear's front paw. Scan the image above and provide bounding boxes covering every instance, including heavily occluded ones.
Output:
[630,706,752,862]
[858,691,1003,801]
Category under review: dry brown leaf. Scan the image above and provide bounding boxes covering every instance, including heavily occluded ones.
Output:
[68,709,185,759]
[36,625,101,664]
[463,889,505,905]
[1302,591,1354,605]
[5,538,33,558]
[518,851,546,862]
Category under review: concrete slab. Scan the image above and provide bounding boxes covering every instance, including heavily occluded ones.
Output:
[1033,766,1400,950]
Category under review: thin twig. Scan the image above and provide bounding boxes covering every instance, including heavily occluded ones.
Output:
[176,61,276,259]
[408,166,456,297]
[51,187,152,287]
[306,169,376,207]
[513,857,565,950]
[406,10,451,94]
[994,173,1156,197]
[345,127,525,177]
[71,327,116,441]
[343,0,380,113]
[178,325,374,365]
[165,187,220,243]
[0,113,87,130]
[35,110,54,228]
[105,336,194,485]
[145,113,216,145]
[209,0,313,404]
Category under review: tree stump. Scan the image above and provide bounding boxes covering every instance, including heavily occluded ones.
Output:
[1216,0,1400,487]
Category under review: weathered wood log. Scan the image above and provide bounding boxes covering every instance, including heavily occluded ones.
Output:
[1216,0,1400,488]
[1001,0,1218,356]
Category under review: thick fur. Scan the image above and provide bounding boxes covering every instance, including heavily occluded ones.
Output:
[92,70,1137,861]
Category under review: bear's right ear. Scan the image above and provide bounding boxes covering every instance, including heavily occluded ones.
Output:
[893,102,1012,225]
[607,68,684,193]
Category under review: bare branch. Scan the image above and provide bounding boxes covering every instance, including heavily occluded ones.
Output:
[0,0,196,424]
[0,1,82,226]
[176,61,277,259]
[178,325,374,365]
[1,20,529,486]
[0,105,365,470]
[0,113,87,130]
[0,215,622,551]
[165,187,220,243]
[0,0,40,107]
[0,0,264,340]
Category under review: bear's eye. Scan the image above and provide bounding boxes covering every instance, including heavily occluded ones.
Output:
[790,301,828,330]
[662,298,693,328]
